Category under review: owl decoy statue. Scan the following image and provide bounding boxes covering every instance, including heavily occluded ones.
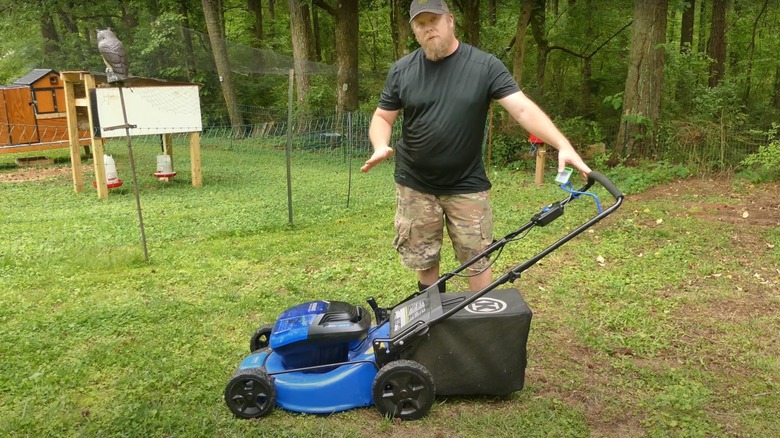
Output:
[97,28,129,83]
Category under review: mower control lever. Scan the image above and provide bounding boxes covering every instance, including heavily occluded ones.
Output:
[532,201,564,226]
[366,297,388,325]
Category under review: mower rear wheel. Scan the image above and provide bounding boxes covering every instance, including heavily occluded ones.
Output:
[249,324,274,352]
[224,367,276,419]
[372,359,435,420]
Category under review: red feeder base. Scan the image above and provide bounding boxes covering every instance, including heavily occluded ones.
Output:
[93,180,124,189]
[154,171,177,182]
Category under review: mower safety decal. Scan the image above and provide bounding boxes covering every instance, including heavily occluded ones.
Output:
[464,297,507,314]
[392,297,429,332]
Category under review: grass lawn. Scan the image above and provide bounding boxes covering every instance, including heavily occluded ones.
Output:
[1,141,778,437]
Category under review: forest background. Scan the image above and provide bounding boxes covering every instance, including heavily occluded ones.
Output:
[1,0,779,178]
[2,1,779,435]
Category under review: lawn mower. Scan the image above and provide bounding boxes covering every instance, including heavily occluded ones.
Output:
[225,171,623,420]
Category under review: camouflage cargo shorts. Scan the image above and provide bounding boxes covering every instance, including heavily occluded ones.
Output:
[393,184,493,272]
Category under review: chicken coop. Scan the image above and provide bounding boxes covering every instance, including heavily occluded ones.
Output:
[0,69,90,153]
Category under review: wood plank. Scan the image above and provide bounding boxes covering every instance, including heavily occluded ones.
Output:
[189,132,202,187]
[63,73,84,192]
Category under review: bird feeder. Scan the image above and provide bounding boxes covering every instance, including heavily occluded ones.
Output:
[92,154,123,189]
[153,154,176,181]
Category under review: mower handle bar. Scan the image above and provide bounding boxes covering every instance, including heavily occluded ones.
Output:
[378,171,624,357]
[583,170,623,200]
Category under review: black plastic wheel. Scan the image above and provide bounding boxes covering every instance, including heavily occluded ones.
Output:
[249,324,274,352]
[224,367,276,419]
[372,359,435,420]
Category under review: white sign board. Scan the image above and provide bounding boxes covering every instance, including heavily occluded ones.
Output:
[92,85,202,138]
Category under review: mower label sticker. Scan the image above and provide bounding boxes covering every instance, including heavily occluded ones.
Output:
[392,298,428,331]
[464,297,507,314]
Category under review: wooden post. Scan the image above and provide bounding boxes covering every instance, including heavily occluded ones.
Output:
[62,71,106,198]
[188,132,202,187]
[62,73,83,193]
[83,73,108,199]
[162,133,174,171]
[534,144,546,186]
[530,134,546,186]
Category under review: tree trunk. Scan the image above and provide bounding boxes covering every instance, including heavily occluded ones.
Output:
[177,0,198,82]
[511,0,535,84]
[313,0,359,112]
[616,0,668,157]
[120,1,139,40]
[391,0,413,60]
[40,10,60,55]
[773,66,780,111]
[744,0,769,102]
[581,0,595,117]
[707,0,727,87]
[488,0,497,26]
[680,0,694,53]
[312,7,322,62]
[530,0,548,93]
[697,0,707,53]
[333,1,359,111]
[288,0,313,104]
[201,0,244,133]
[455,0,481,47]
[247,0,263,46]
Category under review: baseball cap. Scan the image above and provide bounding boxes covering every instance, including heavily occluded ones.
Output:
[409,0,450,22]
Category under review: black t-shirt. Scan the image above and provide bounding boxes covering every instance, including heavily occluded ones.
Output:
[378,42,520,195]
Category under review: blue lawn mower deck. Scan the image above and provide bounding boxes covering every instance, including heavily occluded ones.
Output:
[225,171,624,420]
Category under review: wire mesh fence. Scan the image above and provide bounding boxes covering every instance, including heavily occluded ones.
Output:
[1,105,774,269]
[0,111,398,267]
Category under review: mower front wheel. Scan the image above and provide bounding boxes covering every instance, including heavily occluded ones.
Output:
[372,359,435,420]
[224,367,276,419]
[249,324,274,352]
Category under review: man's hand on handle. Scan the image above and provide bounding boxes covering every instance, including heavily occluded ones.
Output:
[557,146,592,180]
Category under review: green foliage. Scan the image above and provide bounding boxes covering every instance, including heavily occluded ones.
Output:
[0,7,41,83]
[0,0,778,174]
[691,79,746,122]
[606,161,690,194]
[602,92,623,111]
[662,44,712,116]
[487,133,531,169]
[555,116,606,146]
[739,124,780,182]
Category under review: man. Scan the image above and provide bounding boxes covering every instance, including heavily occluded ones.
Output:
[362,0,591,292]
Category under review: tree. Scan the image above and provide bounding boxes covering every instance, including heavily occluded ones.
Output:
[176,0,198,82]
[511,0,535,84]
[201,0,244,132]
[313,0,359,112]
[530,0,548,92]
[680,0,695,54]
[707,0,727,87]
[288,0,314,104]
[452,0,481,47]
[743,0,769,102]
[40,8,60,56]
[617,0,668,157]
[391,0,413,60]
[248,0,264,46]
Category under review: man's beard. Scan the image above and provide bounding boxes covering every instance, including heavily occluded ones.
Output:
[420,34,453,61]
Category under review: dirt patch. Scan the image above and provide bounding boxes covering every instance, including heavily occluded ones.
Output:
[0,165,91,183]
[631,177,780,227]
